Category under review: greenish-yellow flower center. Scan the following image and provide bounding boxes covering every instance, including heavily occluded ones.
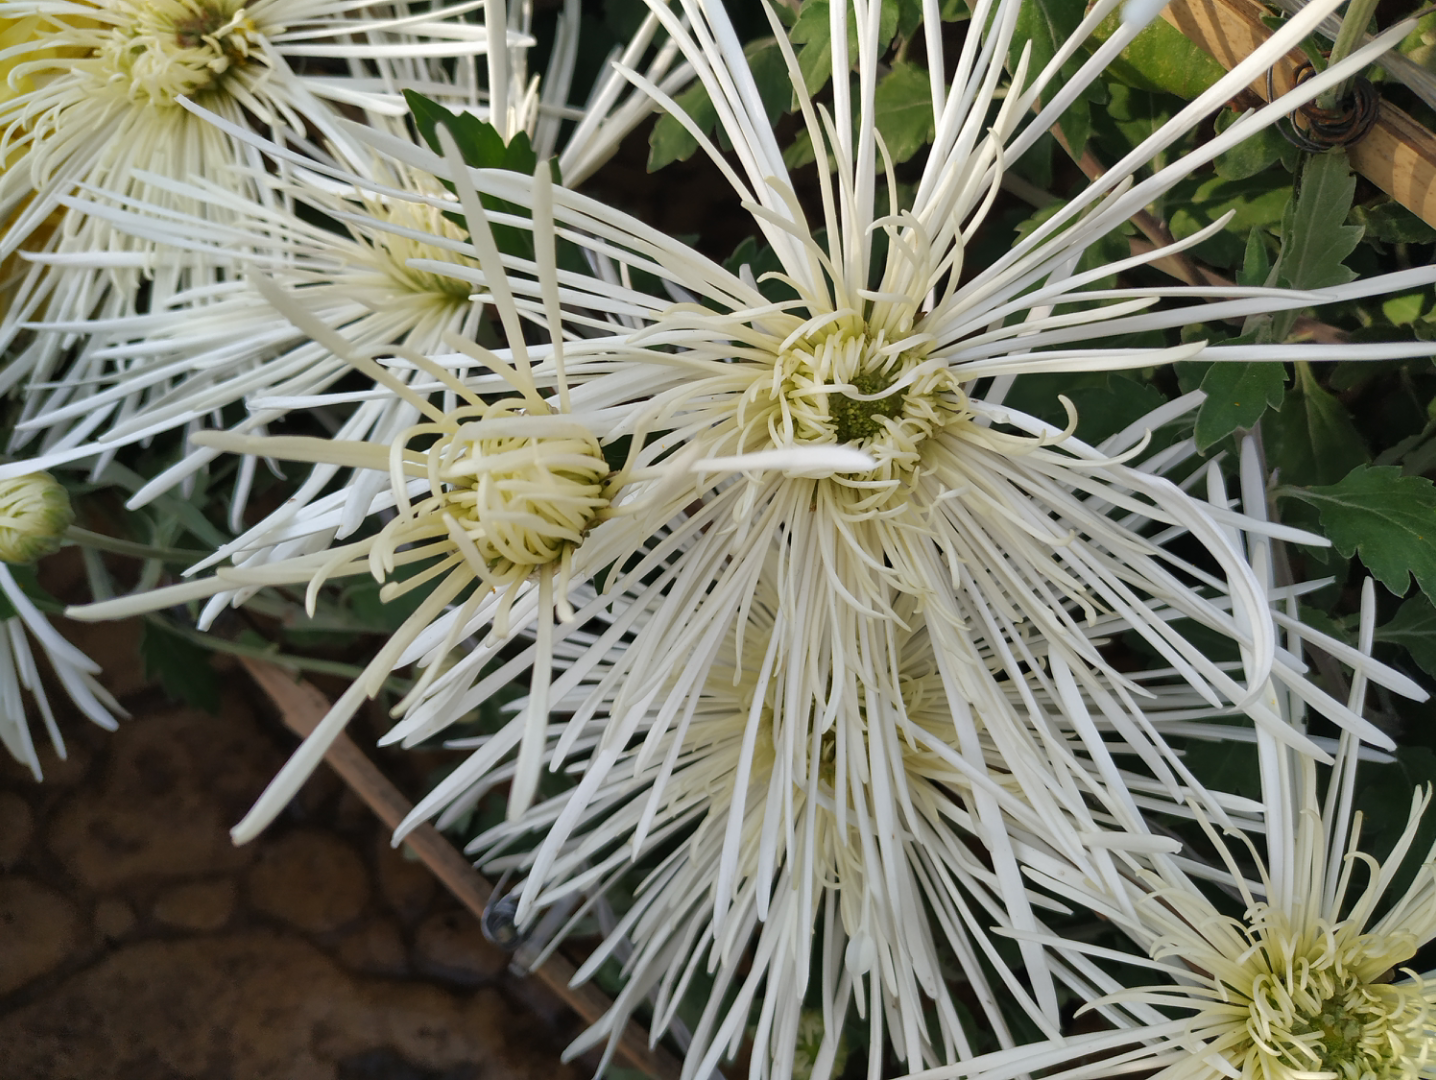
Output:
[373,401,611,598]
[749,319,967,476]
[1223,917,1436,1080]
[98,0,265,104]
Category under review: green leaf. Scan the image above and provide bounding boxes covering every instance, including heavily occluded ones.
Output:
[1168,173,1293,269]
[1010,0,1083,96]
[1237,225,1273,289]
[1065,377,1167,446]
[1268,362,1367,487]
[1383,291,1428,326]
[650,39,788,170]
[788,0,901,103]
[1353,200,1436,245]
[790,0,836,98]
[648,80,720,170]
[1276,152,1363,291]
[873,61,936,164]
[1353,746,1436,904]
[140,620,220,714]
[1214,110,1289,182]
[1093,11,1225,98]
[1375,596,1436,677]
[894,0,923,39]
[405,90,507,169]
[724,235,799,303]
[1271,150,1363,340]
[1194,361,1287,450]
[1283,465,1436,599]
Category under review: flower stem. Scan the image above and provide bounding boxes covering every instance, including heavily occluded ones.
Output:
[1318,0,1382,111]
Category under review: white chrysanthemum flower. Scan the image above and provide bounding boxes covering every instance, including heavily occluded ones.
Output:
[0,0,690,524]
[0,0,505,422]
[410,446,1426,1080]
[898,458,1435,1080]
[64,148,701,843]
[312,0,1436,788]
[0,474,122,779]
[907,769,1436,1080]
[56,0,1428,1012]
[436,560,1173,1080]
[248,0,1435,1016]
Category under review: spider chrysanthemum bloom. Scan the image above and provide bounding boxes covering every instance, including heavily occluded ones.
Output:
[921,778,1436,1080]
[6,163,489,526]
[900,537,1434,1080]
[0,0,692,518]
[313,0,1436,1011]
[435,563,1118,1080]
[65,150,694,840]
[340,0,1436,782]
[0,0,495,401]
[1140,852,1436,1080]
[402,440,1427,1080]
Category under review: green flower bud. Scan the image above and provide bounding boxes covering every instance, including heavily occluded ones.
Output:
[0,472,73,564]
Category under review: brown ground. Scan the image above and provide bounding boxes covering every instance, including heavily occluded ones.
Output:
[0,613,590,1080]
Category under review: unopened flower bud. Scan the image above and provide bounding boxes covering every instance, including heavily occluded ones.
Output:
[0,473,73,564]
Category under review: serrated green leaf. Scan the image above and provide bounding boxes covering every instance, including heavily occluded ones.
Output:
[873,61,936,164]
[1194,361,1287,450]
[790,0,835,97]
[1270,151,1363,340]
[1283,465,1436,599]
[1269,362,1367,486]
[140,621,219,714]
[1375,596,1436,677]
[789,0,902,104]
[1276,152,1363,291]
[1353,200,1436,245]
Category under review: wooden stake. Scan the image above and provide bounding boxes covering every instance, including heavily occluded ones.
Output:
[240,656,685,1080]
[1163,0,1436,230]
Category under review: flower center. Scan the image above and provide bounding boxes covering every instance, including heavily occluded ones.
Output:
[1230,920,1435,1079]
[376,401,611,591]
[1283,972,1434,1078]
[752,320,967,472]
[365,198,477,303]
[99,0,264,104]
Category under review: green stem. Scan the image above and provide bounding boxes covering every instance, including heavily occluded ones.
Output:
[144,616,414,696]
[63,526,209,564]
[1318,0,1382,111]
